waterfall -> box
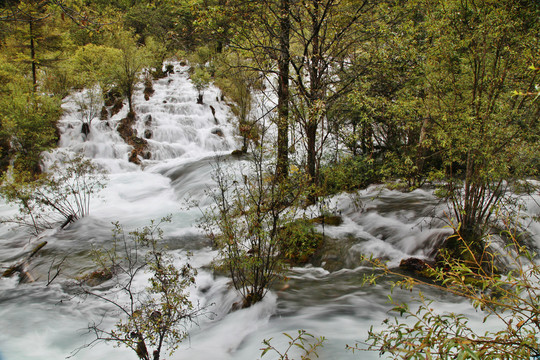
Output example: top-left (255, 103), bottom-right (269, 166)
top-left (0, 62), bottom-right (538, 360)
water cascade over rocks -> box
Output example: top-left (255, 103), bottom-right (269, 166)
top-left (0, 62), bottom-right (538, 360)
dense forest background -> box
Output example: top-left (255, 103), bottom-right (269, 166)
top-left (1, 0), bottom-right (538, 187)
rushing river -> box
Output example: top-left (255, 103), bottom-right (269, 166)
top-left (0, 63), bottom-right (538, 360)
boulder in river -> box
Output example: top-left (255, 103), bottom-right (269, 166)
top-left (399, 257), bottom-right (433, 273)
top-left (79, 267), bottom-right (114, 287)
top-left (311, 215), bottom-right (343, 226)
top-left (211, 128), bottom-right (224, 137)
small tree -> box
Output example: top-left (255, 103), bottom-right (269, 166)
top-left (0, 152), bottom-right (106, 234)
top-left (75, 218), bottom-right (204, 360)
top-left (419, 0), bottom-right (539, 253)
top-left (191, 66), bottom-right (211, 104)
top-left (0, 86), bottom-right (61, 175)
top-left (74, 88), bottom-right (103, 138)
top-left (108, 29), bottom-right (150, 114)
top-left (214, 54), bottom-right (262, 152)
top-left (202, 137), bottom-right (310, 308)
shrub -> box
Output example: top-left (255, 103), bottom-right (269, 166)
top-left (355, 222), bottom-right (540, 359)
top-left (202, 150), bottom-right (310, 308)
top-left (75, 218), bottom-right (205, 360)
top-left (261, 330), bottom-right (326, 360)
top-left (319, 155), bottom-right (379, 195)
top-left (0, 152), bottom-right (106, 234)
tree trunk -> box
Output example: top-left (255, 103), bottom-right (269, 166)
top-left (29, 21), bottom-right (37, 90)
top-left (276, 0), bottom-right (291, 179)
top-left (305, 0), bottom-right (322, 187)
top-left (414, 116), bottom-right (430, 186)
top-left (306, 120), bottom-right (317, 184)
top-left (127, 86), bottom-right (134, 114)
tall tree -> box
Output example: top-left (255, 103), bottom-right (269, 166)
top-left (224, 0), bottom-right (292, 176)
top-left (276, 0), bottom-right (291, 178)
top-left (107, 29), bottom-right (149, 114)
top-left (420, 0), bottom-right (540, 246)
top-left (288, 0), bottom-right (374, 187)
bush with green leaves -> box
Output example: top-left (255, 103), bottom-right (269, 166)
top-left (202, 147), bottom-right (311, 308)
top-left (355, 222), bottom-right (540, 359)
top-left (261, 330), bottom-right (326, 360)
top-left (0, 152), bottom-right (107, 234)
top-left (76, 218), bottom-right (204, 360)
top-left (0, 86), bottom-right (61, 175)
top-left (319, 155), bottom-right (379, 195)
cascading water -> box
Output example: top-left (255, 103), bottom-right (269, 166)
top-left (0, 62), bottom-right (538, 360)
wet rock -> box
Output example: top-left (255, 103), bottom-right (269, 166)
top-left (210, 105), bottom-right (218, 124)
top-left (80, 267), bottom-right (114, 287)
top-left (231, 149), bottom-right (244, 156)
top-left (144, 129), bottom-right (153, 139)
top-left (117, 113), bottom-right (149, 165)
top-left (104, 88), bottom-right (120, 107)
top-left (100, 106), bottom-right (108, 120)
top-left (104, 88), bottom-right (123, 116)
top-left (211, 128), bottom-right (224, 137)
top-left (129, 150), bottom-right (141, 165)
top-left (399, 257), bottom-right (432, 273)
top-left (144, 114), bottom-right (152, 126)
top-left (117, 116), bottom-right (135, 139)
top-left (152, 68), bottom-right (167, 79)
top-left (111, 98), bottom-right (124, 116)
top-left (311, 215), bottom-right (343, 226)
top-left (81, 122), bottom-right (90, 138)
top-left (143, 84), bottom-right (154, 101)
top-left (165, 64), bottom-right (175, 74)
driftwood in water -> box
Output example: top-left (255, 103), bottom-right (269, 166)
top-left (2, 241), bottom-right (47, 284)
top-left (61, 214), bottom-right (75, 229)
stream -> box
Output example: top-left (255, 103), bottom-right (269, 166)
top-left (0, 63), bottom-right (538, 360)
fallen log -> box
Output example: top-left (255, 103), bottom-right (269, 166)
top-left (2, 241), bottom-right (47, 284)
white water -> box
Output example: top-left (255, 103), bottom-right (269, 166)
top-left (0, 63), bottom-right (539, 360)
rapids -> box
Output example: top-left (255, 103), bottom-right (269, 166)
top-left (0, 63), bottom-right (538, 360)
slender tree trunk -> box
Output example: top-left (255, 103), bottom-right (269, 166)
top-left (414, 116), bottom-right (430, 185)
top-left (276, 0), bottom-right (291, 179)
top-left (306, 0), bottom-right (322, 186)
top-left (306, 120), bottom-right (317, 183)
top-left (29, 21), bottom-right (37, 90)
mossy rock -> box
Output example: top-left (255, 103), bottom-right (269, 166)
top-left (434, 232), bottom-right (494, 274)
top-left (117, 114), bottom-right (149, 165)
top-left (311, 215), bottom-right (343, 226)
top-left (143, 85), bottom-right (154, 101)
top-left (280, 220), bottom-right (325, 266)
top-left (152, 68), bottom-right (167, 79)
top-left (79, 267), bottom-right (114, 287)
top-left (231, 149), bottom-right (244, 157)
top-left (100, 106), bottom-right (109, 120)
top-left (111, 98), bottom-right (124, 116)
